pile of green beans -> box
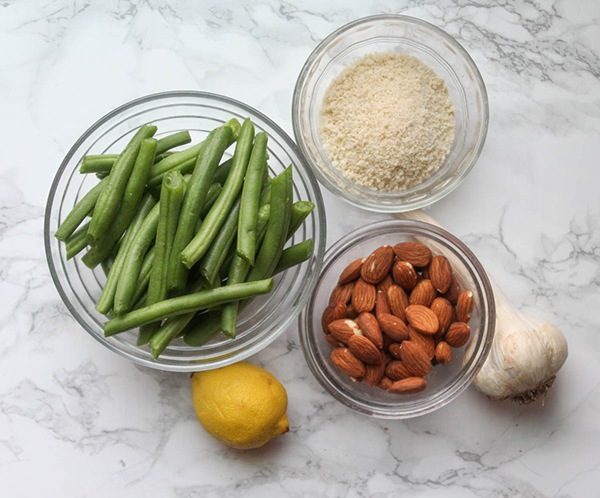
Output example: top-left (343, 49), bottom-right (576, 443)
top-left (55, 120), bottom-right (315, 358)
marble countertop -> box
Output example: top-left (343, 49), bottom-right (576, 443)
top-left (1, 1), bottom-right (599, 496)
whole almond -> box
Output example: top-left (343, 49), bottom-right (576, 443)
top-left (456, 290), bottom-right (474, 323)
top-left (329, 282), bottom-right (354, 305)
top-left (405, 305), bottom-right (439, 335)
top-left (356, 312), bottom-right (383, 349)
top-left (409, 279), bottom-right (437, 307)
top-left (324, 334), bottom-right (341, 348)
top-left (445, 322), bottom-right (471, 348)
top-left (331, 348), bottom-right (365, 378)
top-left (361, 245), bottom-right (394, 284)
top-left (435, 341), bottom-right (453, 364)
top-left (408, 325), bottom-right (435, 360)
top-left (364, 351), bottom-right (386, 386)
top-left (338, 257), bottom-right (366, 285)
top-left (377, 376), bottom-right (393, 390)
top-left (392, 261), bottom-right (418, 291)
top-left (393, 242), bottom-right (432, 267)
top-left (378, 313), bottom-right (409, 342)
top-left (387, 285), bottom-right (409, 322)
top-left (346, 304), bottom-right (359, 319)
top-left (376, 274), bottom-right (393, 294)
top-left (421, 264), bottom-right (430, 279)
top-left (388, 342), bottom-right (402, 360)
top-left (348, 334), bottom-right (381, 364)
top-left (321, 302), bottom-right (347, 333)
top-left (328, 319), bottom-right (362, 343)
top-left (443, 275), bottom-right (461, 304)
top-left (352, 278), bottom-right (376, 314)
top-left (430, 297), bottom-right (455, 336)
top-left (375, 290), bottom-right (391, 318)
top-left (385, 360), bottom-right (412, 380)
top-left (387, 377), bottom-right (427, 395)
top-left (429, 255), bottom-right (453, 293)
top-left (399, 341), bottom-right (432, 377)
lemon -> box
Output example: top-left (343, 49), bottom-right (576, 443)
top-left (191, 362), bottom-right (289, 449)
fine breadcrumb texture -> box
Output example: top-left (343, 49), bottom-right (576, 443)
top-left (319, 52), bottom-right (455, 192)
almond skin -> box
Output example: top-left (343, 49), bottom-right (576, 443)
top-left (405, 305), bottom-right (439, 335)
top-left (324, 334), bottom-right (341, 348)
top-left (393, 242), bottom-right (432, 267)
top-left (376, 274), bottom-right (394, 294)
top-left (392, 261), bottom-right (418, 291)
top-left (382, 333), bottom-right (394, 351)
top-left (345, 304), bottom-right (359, 319)
top-left (361, 245), bottom-right (395, 285)
top-left (352, 278), bottom-right (377, 314)
top-left (331, 348), bottom-right (366, 378)
top-left (321, 302), bottom-right (347, 333)
top-left (338, 257), bottom-right (366, 285)
top-left (388, 342), bottom-right (402, 360)
top-left (328, 319), bottom-right (362, 344)
top-left (348, 334), bottom-right (382, 364)
top-left (435, 341), bottom-right (453, 364)
top-left (429, 255), bottom-right (453, 293)
top-left (408, 325), bottom-right (435, 360)
top-left (385, 360), bottom-right (412, 380)
top-left (377, 376), bottom-right (393, 390)
top-left (387, 377), bottom-right (427, 395)
top-left (399, 341), bottom-right (432, 377)
top-left (430, 297), bottom-right (455, 336)
top-left (356, 312), bottom-right (383, 349)
top-left (445, 322), bottom-right (471, 348)
top-left (443, 275), bottom-right (461, 305)
top-left (364, 351), bottom-right (386, 386)
top-left (329, 282), bottom-right (354, 305)
top-left (409, 279), bottom-right (437, 307)
top-left (378, 313), bottom-right (409, 342)
top-left (375, 290), bottom-right (391, 318)
top-left (456, 290), bottom-right (474, 323)
top-left (387, 285), bottom-right (409, 322)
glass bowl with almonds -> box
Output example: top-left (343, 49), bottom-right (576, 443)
top-left (298, 219), bottom-right (495, 419)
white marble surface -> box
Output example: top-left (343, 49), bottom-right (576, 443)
top-left (1, 0), bottom-right (599, 496)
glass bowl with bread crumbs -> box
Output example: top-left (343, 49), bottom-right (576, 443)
top-left (293, 15), bottom-right (489, 213)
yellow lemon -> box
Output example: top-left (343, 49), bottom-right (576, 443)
top-left (191, 362), bottom-right (289, 449)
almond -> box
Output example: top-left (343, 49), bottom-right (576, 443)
top-left (352, 278), bottom-right (376, 313)
top-left (378, 313), bottom-right (409, 342)
top-left (324, 334), bottom-right (341, 348)
top-left (387, 377), bottom-right (427, 395)
top-left (408, 325), bottom-right (435, 360)
top-left (376, 274), bottom-right (393, 294)
top-left (435, 341), bottom-right (452, 364)
top-left (356, 312), bottom-right (383, 349)
top-left (443, 274), bottom-right (461, 305)
top-left (338, 257), bottom-right (365, 285)
top-left (382, 333), bottom-right (394, 351)
top-left (399, 341), bottom-right (432, 377)
top-left (409, 279), bottom-right (437, 307)
top-left (421, 264), bottom-right (430, 279)
top-left (364, 351), bottom-right (386, 386)
top-left (393, 242), bottom-right (432, 267)
top-left (384, 353), bottom-right (392, 365)
top-left (345, 304), bottom-right (359, 319)
top-left (375, 290), bottom-right (391, 318)
top-left (388, 342), bottom-right (402, 360)
top-left (321, 302), bottom-right (347, 333)
top-left (377, 376), bottom-right (393, 390)
top-left (445, 322), bottom-right (471, 348)
top-left (331, 348), bottom-right (366, 378)
top-left (361, 245), bottom-right (394, 284)
top-left (429, 255), bottom-right (453, 293)
top-left (328, 319), bottom-right (363, 344)
top-left (392, 261), bottom-right (418, 291)
top-left (456, 290), bottom-right (474, 323)
top-left (329, 282), bottom-right (354, 305)
top-left (430, 297), bottom-right (455, 336)
top-left (385, 360), bottom-right (412, 380)
top-left (348, 334), bottom-right (381, 364)
top-left (387, 285), bottom-right (409, 322)
top-left (405, 305), bottom-right (439, 335)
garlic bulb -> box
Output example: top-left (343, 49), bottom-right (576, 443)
top-left (394, 210), bottom-right (568, 403)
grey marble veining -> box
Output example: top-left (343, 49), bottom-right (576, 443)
top-left (1, 0), bottom-right (599, 496)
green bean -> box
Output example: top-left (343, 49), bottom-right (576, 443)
top-left (100, 254), bottom-right (115, 278)
top-left (153, 150), bottom-right (175, 163)
top-left (213, 158), bottom-right (233, 185)
top-left (237, 132), bottom-right (268, 266)
top-left (273, 239), bottom-right (313, 275)
top-left (180, 118), bottom-right (255, 269)
top-left (82, 138), bottom-right (157, 268)
top-left (80, 155), bottom-right (118, 174)
top-left (95, 194), bottom-right (156, 315)
top-left (287, 201), bottom-right (315, 240)
top-left (130, 246), bottom-right (155, 307)
top-left (138, 171), bottom-right (185, 345)
top-left (167, 125), bottom-right (233, 291)
top-left (65, 221), bottom-right (90, 260)
top-left (88, 124), bottom-right (157, 243)
top-left (199, 183), bottom-right (222, 219)
top-left (104, 279), bottom-right (274, 336)
top-left (182, 311), bottom-right (224, 347)
top-left (54, 177), bottom-right (108, 241)
top-left (155, 131), bottom-right (191, 156)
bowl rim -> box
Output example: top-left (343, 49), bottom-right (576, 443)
top-left (298, 219), bottom-right (496, 419)
top-left (292, 13), bottom-right (490, 213)
top-left (45, 90), bottom-right (327, 371)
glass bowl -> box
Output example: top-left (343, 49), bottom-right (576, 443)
top-left (292, 15), bottom-right (489, 213)
top-left (298, 220), bottom-right (495, 419)
top-left (45, 91), bottom-right (326, 372)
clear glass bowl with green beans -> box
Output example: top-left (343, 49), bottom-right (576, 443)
top-left (45, 91), bottom-right (326, 372)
